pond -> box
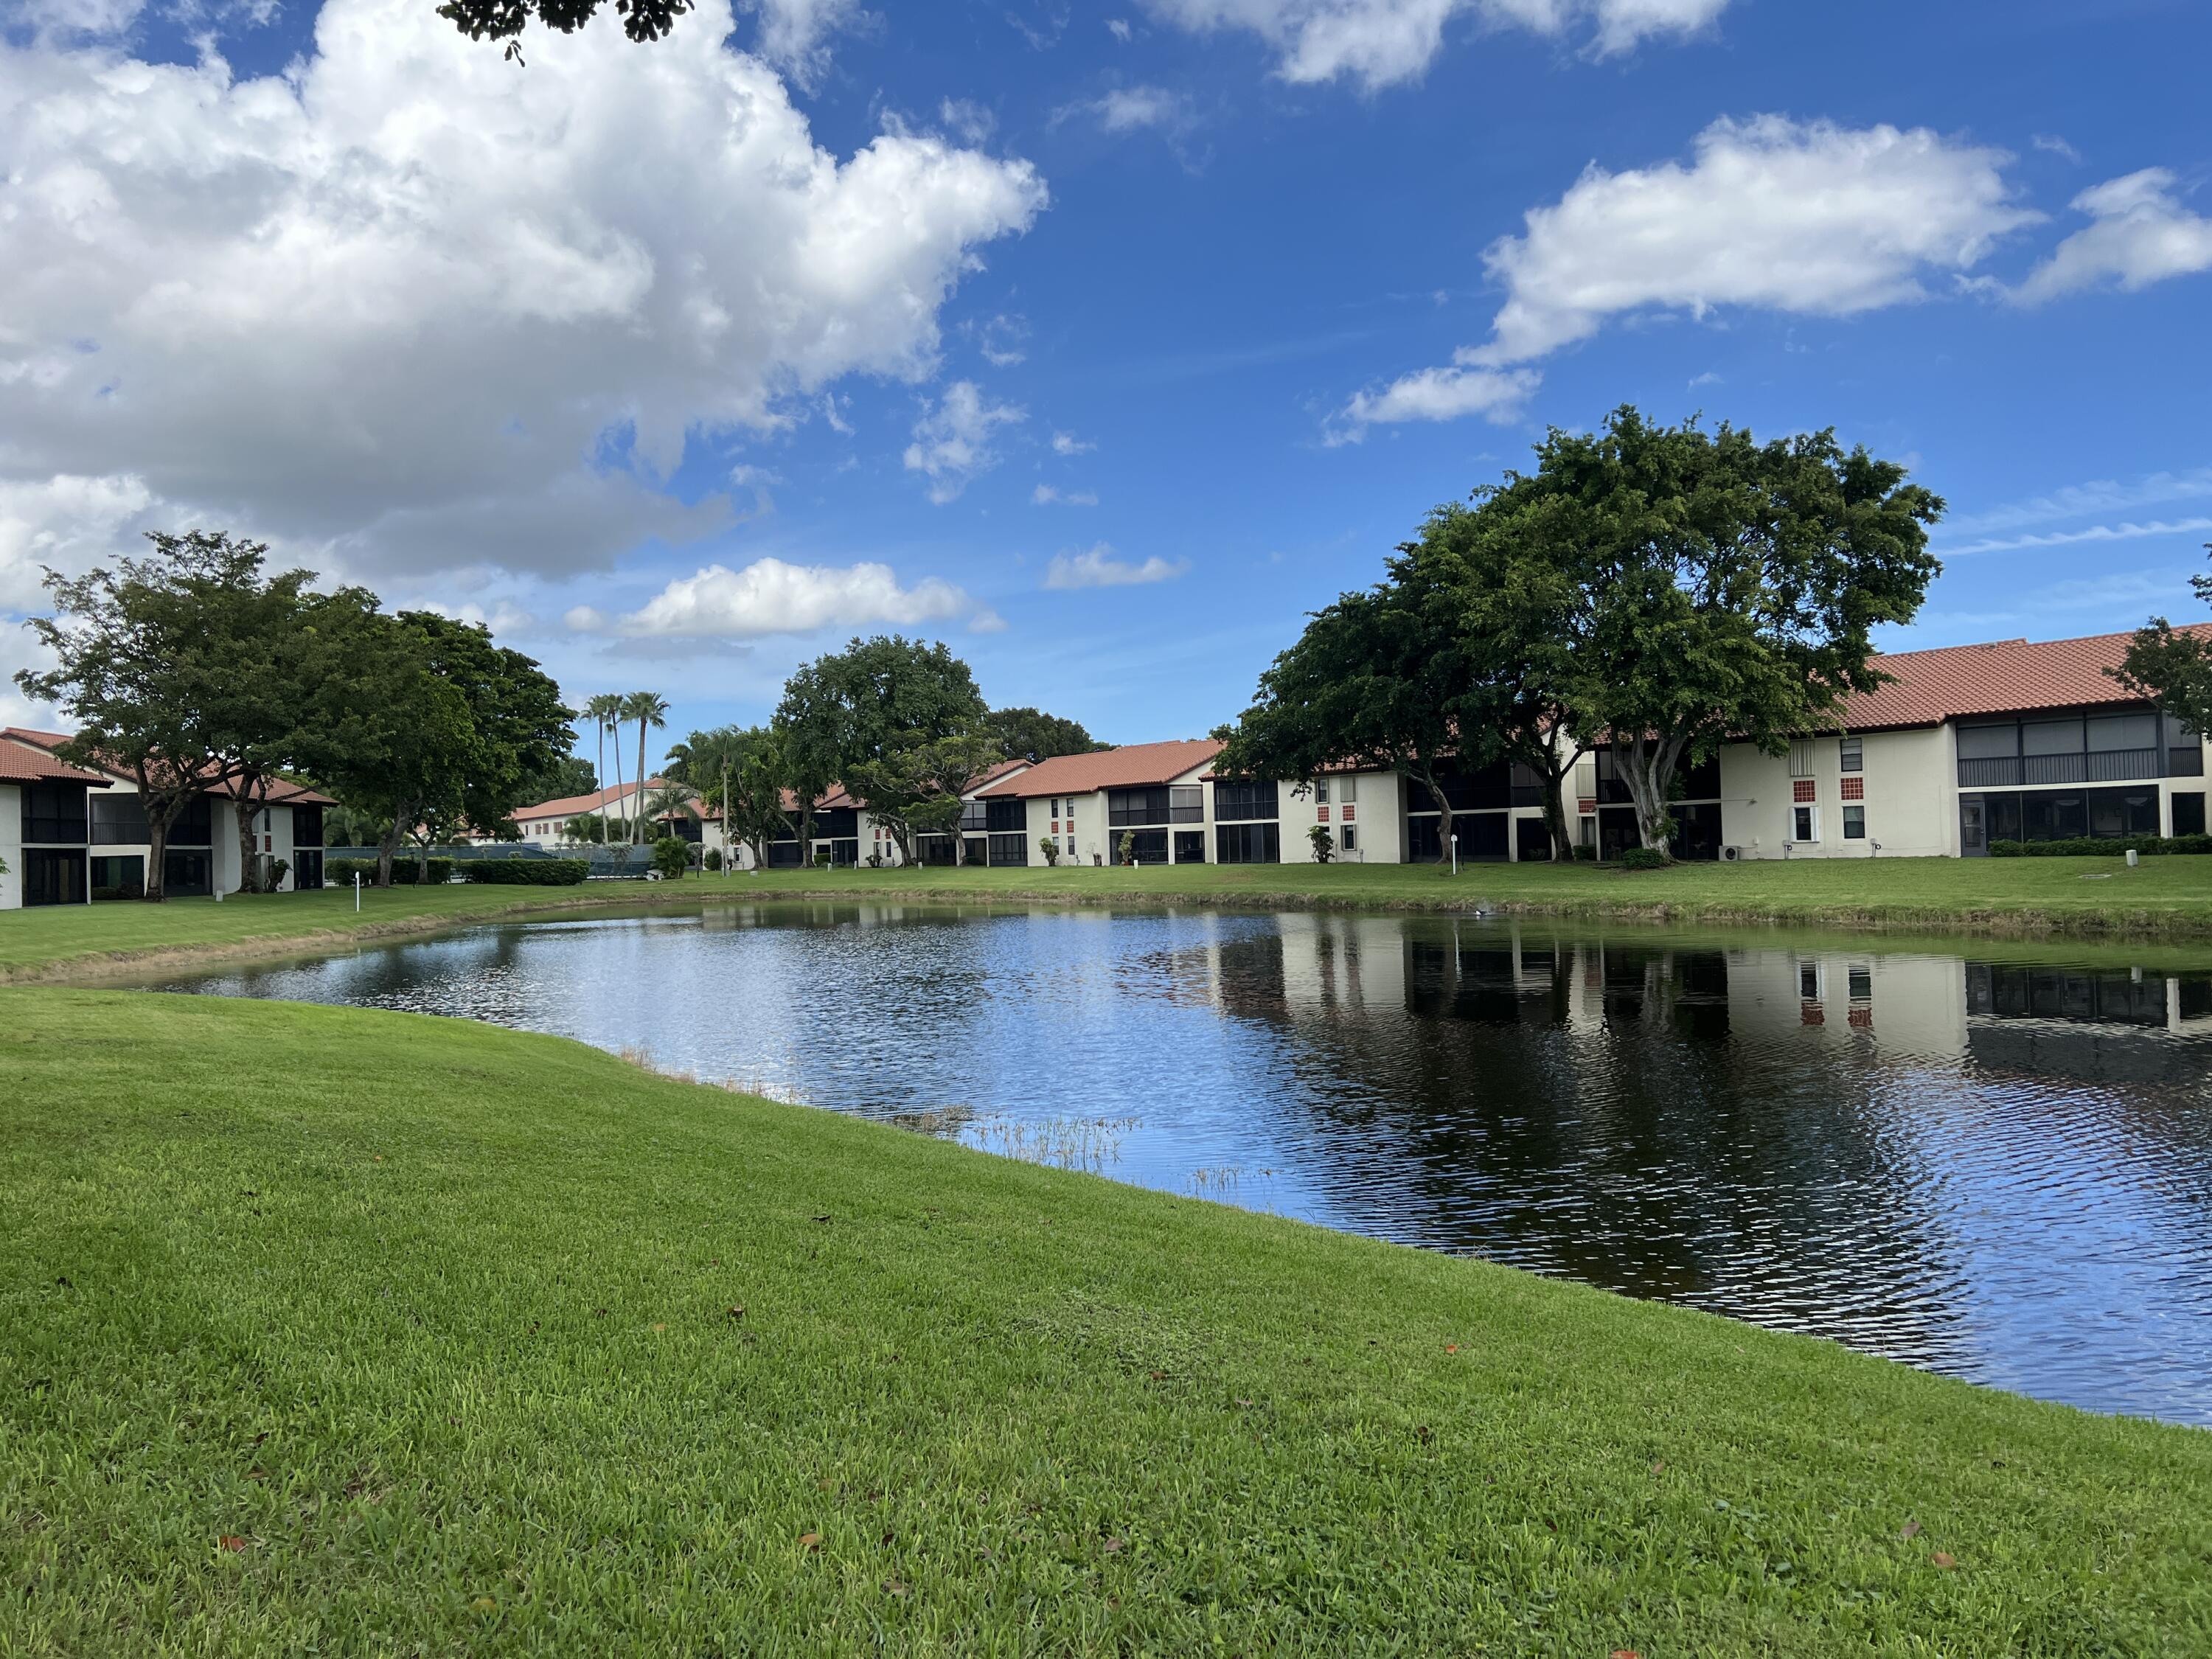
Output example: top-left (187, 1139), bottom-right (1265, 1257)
top-left (153, 902), bottom-right (2212, 1427)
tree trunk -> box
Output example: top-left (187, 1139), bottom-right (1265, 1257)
top-left (145, 815), bottom-right (170, 902)
top-left (1412, 768), bottom-right (1455, 863)
top-left (634, 723), bottom-right (649, 846)
top-left (375, 808), bottom-right (411, 888)
top-left (609, 728), bottom-right (626, 853)
top-left (233, 782), bottom-right (272, 895)
top-left (1613, 734), bottom-right (1688, 852)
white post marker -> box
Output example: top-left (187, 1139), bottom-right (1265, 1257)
top-left (1451, 834), bottom-right (1459, 877)
top-left (355, 871), bottom-right (362, 912)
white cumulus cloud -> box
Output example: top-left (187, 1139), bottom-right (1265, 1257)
top-left (1144, 0), bottom-right (1731, 90)
top-left (593, 557), bottom-right (990, 639)
top-left (1032, 484), bottom-right (1099, 505)
top-left (0, 0), bottom-right (1046, 594)
top-left (0, 473), bottom-right (156, 610)
top-left (1043, 543), bottom-right (1187, 588)
top-left (1339, 116), bottom-right (2038, 432)
top-left (903, 380), bottom-right (1026, 502)
top-left (2014, 169), bottom-right (2212, 304)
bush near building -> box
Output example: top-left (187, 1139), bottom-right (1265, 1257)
top-left (459, 858), bottom-right (591, 886)
top-left (1992, 835), bottom-right (2212, 858)
top-left (328, 858), bottom-right (453, 886)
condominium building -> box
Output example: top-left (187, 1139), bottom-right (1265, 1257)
top-left (0, 728), bottom-right (333, 908)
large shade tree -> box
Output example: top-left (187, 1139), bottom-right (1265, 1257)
top-left (313, 612), bottom-right (575, 886)
top-left (775, 636), bottom-right (992, 860)
top-left (1214, 574), bottom-right (1473, 862)
top-left (1501, 409), bottom-right (1944, 852)
top-left (987, 707), bottom-right (1107, 762)
top-left (16, 531), bottom-right (334, 900)
top-left (2112, 545), bottom-right (2212, 734)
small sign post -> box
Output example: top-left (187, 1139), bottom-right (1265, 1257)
top-left (355, 872), bottom-right (361, 913)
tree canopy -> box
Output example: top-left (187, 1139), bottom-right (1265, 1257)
top-left (313, 612), bottom-right (574, 886)
top-left (987, 706), bottom-right (1108, 762)
top-left (1217, 406), bottom-right (1943, 858)
top-left (437, 0), bottom-right (691, 60)
top-left (2113, 546), bottom-right (2212, 735)
top-left (1495, 408), bottom-right (1943, 848)
top-left (1214, 570), bottom-right (1473, 860)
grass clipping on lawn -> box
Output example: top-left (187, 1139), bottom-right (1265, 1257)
top-left (3, 988), bottom-right (2209, 1655)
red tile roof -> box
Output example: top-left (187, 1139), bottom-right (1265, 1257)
top-left (515, 779), bottom-right (667, 821)
top-left (1, 728), bottom-right (328, 800)
top-left (1843, 625), bottom-right (2212, 731)
top-left (979, 739), bottom-right (1222, 799)
top-left (0, 737), bottom-right (111, 787)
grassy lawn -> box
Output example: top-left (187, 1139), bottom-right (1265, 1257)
top-left (3, 988), bottom-right (2208, 1655)
top-left (7, 854), bottom-right (2212, 983)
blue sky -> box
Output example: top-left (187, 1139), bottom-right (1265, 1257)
top-left (3, 0), bottom-right (2208, 770)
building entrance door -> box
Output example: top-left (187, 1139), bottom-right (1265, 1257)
top-left (1959, 796), bottom-right (1987, 857)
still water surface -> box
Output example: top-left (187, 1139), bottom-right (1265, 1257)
top-left (159, 903), bottom-right (2212, 1426)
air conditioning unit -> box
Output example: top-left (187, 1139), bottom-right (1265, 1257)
top-left (1722, 845), bottom-right (1744, 861)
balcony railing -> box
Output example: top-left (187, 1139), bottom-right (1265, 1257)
top-left (1958, 748), bottom-right (2166, 787)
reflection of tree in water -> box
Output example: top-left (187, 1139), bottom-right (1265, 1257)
top-left (1210, 917), bottom-right (1972, 1370)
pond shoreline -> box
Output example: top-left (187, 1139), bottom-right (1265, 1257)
top-left (10, 858), bottom-right (2212, 987)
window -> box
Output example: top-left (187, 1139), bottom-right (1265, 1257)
top-left (1792, 804), bottom-right (1818, 841)
top-left (1788, 740), bottom-right (1814, 778)
top-left (1065, 835), bottom-right (1075, 855)
top-left (1338, 776), bottom-right (1357, 804)
top-left (1340, 825), bottom-right (1357, 852)
top-left (1213, 780), bottom-right (1279, 821)
top-left (1107, 787), bottom-right (1174, 827)
top-left (1799, 962), bottom-right (1821, 1001)
top-left (987, 832), bottom-right (1029, 866)
top-left (1314, 780), bottom-right (1329, 804)
top-left (90, 854), bottom-right (145, 900)
top-left (2023, 719), bottom-right (2084, 757)
top-left (1843, 804), bottom-right (1866, 840)
top-left (1169, 785), bottom-right (1203, 824)
top-left (1957, 723), bottom-right (2019, 760)
top-left (91, 793), bottom-right (150, 845)
top-left (169, 794), bottom-right (214, 847)
top-left (1214, 821), bottom-right (1280, 864)
top-left (24, 782), bottom-right (89, 845)
top-left (2175, 793), bottom-right (2208, 837)
top-left (984, 798), bottom-right (1028, 834)
top-left (958, 800), bottom-right (989, 835)
top-left (1840, 737), bottom-right (1863, 773)
top-left (1848, 967), bottom-right (1873, 1001)
top-left (2087, 713), bottom-right (2158, 753)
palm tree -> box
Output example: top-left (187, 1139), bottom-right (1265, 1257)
top-left (583, 693), bottom-right (623, 844)
top-left (625, 691), bottom-right (671, 846)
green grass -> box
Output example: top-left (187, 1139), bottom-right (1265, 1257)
top-left (4, 989), bottom-right (2209, 1654)
top-left (7, 852), bottom-right (2212, 984)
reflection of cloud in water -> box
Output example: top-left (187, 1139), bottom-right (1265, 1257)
top-left (160, 904), bottom-right (2212, 1427)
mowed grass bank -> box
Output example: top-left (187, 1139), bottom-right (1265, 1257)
top-left (9, 852), bottom-right (2212, 984)
top-left (4, 991), bottom-right (2209, 1654)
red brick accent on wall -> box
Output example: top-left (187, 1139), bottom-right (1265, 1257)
top-left (1793, 779), bottom-right (1817, 803)
top-left (1841, 777), bottom-right (1865, 801)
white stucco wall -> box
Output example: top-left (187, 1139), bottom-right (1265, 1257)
top-left (1719, 727), bottom-right (1955, 860)
top-left (0, 783), bottom-right (21, 910)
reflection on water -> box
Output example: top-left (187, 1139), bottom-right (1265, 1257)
top-left (159, 904), bottom-right (2212, 1426)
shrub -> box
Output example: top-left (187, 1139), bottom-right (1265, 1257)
top-left (1615, 846), bottom-right (1671, 872)
top-left (328, 857), bottom-right (453, 886)
top-left (703, 848), bottom-right (723, 872)
top-left (813, 849), bottom-right (832, 869)
top-left (1117, 831), bottom-right (1135, 866)
top-left (1989, 835), bottom-right (2212, 858)
top-left (1309, 824), bottom-right (1335, 864)
top-left (1038, 835), bottom-right (1060, 867)
top-left (1572, 844), bottom-right (1598, 862)
top-left (459, 858), bottom-right (590, 886)
top-left (652, 837), bottom-right (690, 880)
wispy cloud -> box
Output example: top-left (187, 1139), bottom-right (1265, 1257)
top-left (1943, 517), bottom-right (2212, 557)
top-left (1043, 543), bottom-right (1187, 589)
top-left (1033, 483), bottom-right (1099, 506)
top-left (1945, 467), bottom-right (2212, 536)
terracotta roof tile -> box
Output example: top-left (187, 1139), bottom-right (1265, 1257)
top-left (515, 779), bottom-right (667, 821)
top-left (979, 739), bottom-right (1222, 799)
top-left (0, 737), bottom-right (111, 787)
top-left (1844, 625), bottom-right (2212, 730)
